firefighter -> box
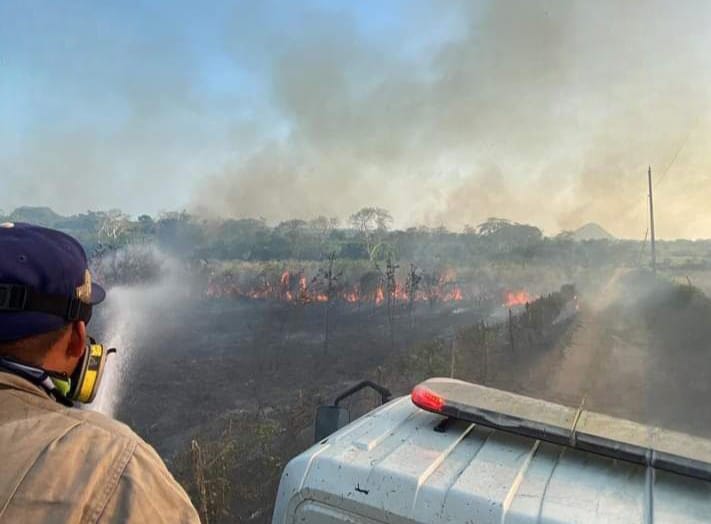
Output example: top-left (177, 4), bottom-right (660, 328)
top-left (0, 223), bottom-right (200, 523)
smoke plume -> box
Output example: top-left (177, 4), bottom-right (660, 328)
top-left (195, 1), bottom-right (711, 238)
top-left (2, 1), bottom-right (710, 238)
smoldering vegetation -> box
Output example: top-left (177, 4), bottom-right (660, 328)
top-left (611, 271), bottom-right (711, 434)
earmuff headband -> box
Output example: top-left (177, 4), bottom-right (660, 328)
top-left (0, 283), bottom-right (93, 322)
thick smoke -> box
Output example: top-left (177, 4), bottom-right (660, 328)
top-left (3, 1), bottom-right (710, 238)
top-left (195, 1), bottom-right (711, 238)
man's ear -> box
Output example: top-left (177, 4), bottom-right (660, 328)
top-left (67, 321), bottom-right (87, 358)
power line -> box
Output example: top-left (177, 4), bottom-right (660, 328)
top-left (655, 117), bottom-right (698, 187)
top-left (624, 118), bottom-right (698, 217)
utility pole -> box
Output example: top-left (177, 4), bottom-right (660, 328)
top-left (648, 166), bottom-right (657, 275)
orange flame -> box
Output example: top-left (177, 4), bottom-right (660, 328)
top-left (206, 268), bottom-right (472, 305)
top-left (504, 290), bottom-right (531, 307)
top-left (450, 287), bottom-right (463, 302)
top-left (344, 288), bottom-right (360, 303)
top-left (375, 287), bottom-right (385, 305)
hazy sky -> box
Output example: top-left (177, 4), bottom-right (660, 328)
top-left (2, 1), bottom-right (710, 238)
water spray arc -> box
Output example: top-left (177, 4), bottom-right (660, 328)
top-left (90, 250), bottom-right (191, 417)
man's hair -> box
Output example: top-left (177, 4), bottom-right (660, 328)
top-left (0, 324), bottom-right (71, 362)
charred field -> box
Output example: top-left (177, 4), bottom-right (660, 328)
top-left (90, 257), bottom-right (585, 523)
top-left (90, 260), bottom-right (711, 523)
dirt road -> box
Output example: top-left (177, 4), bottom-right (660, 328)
top-left (523, 268), bottom-right (655, 423)
top-left (522, 268), bottom-right (711, 438)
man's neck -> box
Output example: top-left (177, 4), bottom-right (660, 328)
top-left (1, 347), bottom-right (72, 377)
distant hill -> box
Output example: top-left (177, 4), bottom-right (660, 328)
top-left (572, 223), bottom-right (615, 241)
top-left (7, 206), bottom-right (64, 227)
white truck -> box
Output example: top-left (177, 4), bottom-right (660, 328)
top-left (272, 378), bottom-right (711, 523)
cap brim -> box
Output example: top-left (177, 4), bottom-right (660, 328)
top-left (90, 283), bottom-right (106, 305)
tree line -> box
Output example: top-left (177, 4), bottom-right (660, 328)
top-left (3, 205), bottom-right (708, 270)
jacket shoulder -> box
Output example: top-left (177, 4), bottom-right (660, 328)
top-left (67, 405), bottom-right (142, 442)
top-left (3, 380), bottom-right (141, 443)
top-left (99, 439), bottom-right (201, 523)
top-left (0, 385), bottom-right (196, 523)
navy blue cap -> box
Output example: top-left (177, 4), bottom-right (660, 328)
top-left (0, 222), bottom-right (105, 342)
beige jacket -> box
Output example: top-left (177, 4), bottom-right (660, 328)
top-left (0, 371), bottom-right (201, 523)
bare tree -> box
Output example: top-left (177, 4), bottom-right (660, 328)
top-left (422, 269), bottom-right (441, 309)
top-left (375, 254), bottom-right (399, 351)
top-left (349, 207), bottom-right (393, 257)
top-left (405, 264), bottom-right (422, 329)
top-left (315, 252), bottom-right (341, 354)
top-left (98, 210), bottom-right (131, 244)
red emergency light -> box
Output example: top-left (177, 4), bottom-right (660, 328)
top-left (411, 384), bottom-right (444, 412)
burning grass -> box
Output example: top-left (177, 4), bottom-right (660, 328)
top-left (204, 261), bottom-right (466, 306)
top-left (199, 260), bottom-right (570, 311)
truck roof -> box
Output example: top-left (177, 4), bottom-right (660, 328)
top-left (273, 384), bottom-right (711, 523)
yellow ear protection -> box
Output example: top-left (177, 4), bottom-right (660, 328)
top-left (49, 337), bottom-right (116, 404)
top-left (70, 337), bottom-right (116, 403)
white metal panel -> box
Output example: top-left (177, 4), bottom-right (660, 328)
top-left (443, 429), bottom-right (542, 523)
top-left (652, 470), bottom-right (711, 524)
top-left (535, 448), bottom-right (646, 523)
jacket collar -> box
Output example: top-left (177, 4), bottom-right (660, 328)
top-left (0, 369), bottom-right (54, 400)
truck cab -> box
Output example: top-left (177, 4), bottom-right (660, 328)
top-left (273, 378), bottom-right (711, 523)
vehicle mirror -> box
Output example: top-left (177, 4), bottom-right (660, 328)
top-left (314, 405), bottom-right (350, 442)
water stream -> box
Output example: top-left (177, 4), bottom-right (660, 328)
top-left (88, 254), bottom-right (188, 418)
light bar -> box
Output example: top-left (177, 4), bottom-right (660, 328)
top-left (411, 378), bottom-right (711, 482)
